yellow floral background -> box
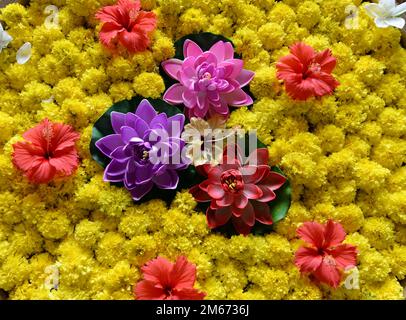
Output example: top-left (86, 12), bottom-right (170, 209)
top-left (0, 0), bottom-right (405, 300)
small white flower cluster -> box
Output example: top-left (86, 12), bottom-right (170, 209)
top-left (0, 21), bottom-right (31, 64)
top-left (365, 0), bottom-right (406, 29)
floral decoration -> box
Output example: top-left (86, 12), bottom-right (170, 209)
top-left (12, 119), bottom-right (80, 184)
top-left (95, 0), bottom-right (157, 54)
top-left (162, 39), bottom-right (254, 119)
top-left (190, 145), bottom-right (288, 235)
top-left (294, 220), bottom-right (358, 288)
top-left (134, 256), bottom-right (206, 300)
top-left (95, 99), bottom-right (188, 201)
top-left (364, 0), bottom-right (406, 29)
top-left (276, 42), bottom-right (340, 101)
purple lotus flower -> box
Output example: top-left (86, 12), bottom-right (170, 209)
top-left (162, 40), bottom-right (255, 119)
top-left (96, 99), bottom-right (188, 201)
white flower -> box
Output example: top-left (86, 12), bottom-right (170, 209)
top-left (0, 23), bottom-right (13, 53)
top-left (16, 42), bottom-right (32, 64)
top-left (365, 0), bottom-right (406, 29)
top-left (181, 116), bottom-right (229, 166)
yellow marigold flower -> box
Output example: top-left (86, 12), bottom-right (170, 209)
top-left (297, 1), bottom-right (320, 30)
top-left (58, 7), bottom-right (86, 35)
top-left (372, 137), bottom-right (406, 170)
top-left (207, 14), bottom-right (233, 37)
top-left (248, 265), bottom-right (290, 299)
top-left (359, 122), bottom-right (382, 145)
top-left (20, 81), bottom-right (52, 112)
top-left (0, 255), bottom-right (29, 292)
top-left (96, 232), bottom-right (127, 267)
top-left (32, 26), bottom-right (64, 56)
top-left (37, 210), bottom-right (72, 240)
top-left (354, 56), bottom-right (385, 87)
top-left (38, 54), bottom-right (70, 86)
top-left (378, 108), bottom-right (406, 138)
top-left (178, 8), bottom-right (209, 37)
top-left (74, 219), bottom-right (104, 249)
top-left (362, 277), bottom-right (404, 300)
top-left (133, 72), bottom-right (165, 99)
top-left (359, 249), bottom-right (391, 283)
top-left (109, 82), bottom-right (134, 102)
top-left (268, 3), bottom-right (296, 29)
top-left (361, 217), bottom-right (395, 250)
top-left (376, 74), bottom-right (405, 105)
top-left (0, 3), bottom-right (28, 26)
top-left (354, 159), bottom-right (390, 192)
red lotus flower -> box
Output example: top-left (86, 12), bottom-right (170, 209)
top-left (134, 256), bottom-right (206, 300)
top-left (12, 119), bottom-right (80, 184)
top-left (276, 42), bottom-right (340, 101)
top-left (95, 0), bottom-right (157, 54)
top-left (190, 146), bottom-right (287, 235)
top-left (294, 220), bottom-right (358, 288)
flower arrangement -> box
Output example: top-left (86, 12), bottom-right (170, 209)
top-left (0, 0), bottom-right (405, 301)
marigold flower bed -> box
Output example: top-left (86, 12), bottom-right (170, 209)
top-left (0, 0), bottom-right (405, 300)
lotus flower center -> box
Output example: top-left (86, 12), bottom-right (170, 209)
top-left (133, 143), bottom-right (150, 163)
top-left (220, 169), bottom-right (244, 193)
top-left (203, 72), bottom-right (212, 80)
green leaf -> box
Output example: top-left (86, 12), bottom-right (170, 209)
top-left (269, 166), bottom-right (292, 224)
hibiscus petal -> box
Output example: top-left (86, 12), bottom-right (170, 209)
top-left (170, 256), bottom-right (197, 288)
top-left (313, 260), bottom-right (342, 288)
top-left (12, 142), bottom-right (44, 172)
top-left (289, 42), bottom-right (315, 66)
top-left (118, 29), bottom-right (149, 53)
top-left (99, 22), bottom-right (123, 48)
top-left (327, 244), bottom-right (358, 269)
top-left (172, 288), bottom-right (206, 300)
top-left (323, 220), bottom-right (347, 248)
top-left (134, 280), bottom-right (166, 300)
top-left (297, 221), bottom-right (325, 248)
top-left (28, 160), bottom-right (56, 184)
top-left (141, 256), bottom-right (174, 285)
top-left (294, 247), bottom-right (323, 273)
top-left (49, 153), bottom-right (79, 176)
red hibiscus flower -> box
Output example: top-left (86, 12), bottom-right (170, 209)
top-left (95, 0), bottom-right (157, 54)
top-left (294, 220), bottom-right (358, 288)
top-left (276, 42), bottom-right (340, 101)
top-left (134, 256), bottom-right (206, 300)
top-left (12, 119), bottom-right (80, 184)
top-left (190, 146), bottom-right (287, 235)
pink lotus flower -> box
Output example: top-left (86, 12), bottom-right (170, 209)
top-left (162, 40), bottom-right (254, 119)
top-left (294, 220), bottom-right (358, 288)
top-left (190, 146), bottom-right (286, 235)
